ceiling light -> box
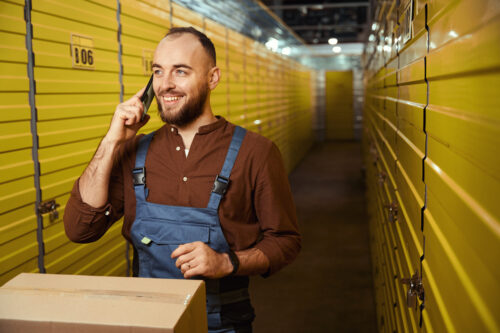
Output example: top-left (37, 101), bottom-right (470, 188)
top-left (371, 23), bottom-right (378, 31)
top-left (328, 38), bottom-right (338, 45)
top-left (368, 34), bottom-right (376, 42)
top-left (281, 47), bottom-right (291, 55)
top-left (265, 38), bottom-right (279, 52)
top-left (332, 46), bottom-right (341, 53)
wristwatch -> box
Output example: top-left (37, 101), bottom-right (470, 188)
top-left (227, 250), bottom-right (239, 276)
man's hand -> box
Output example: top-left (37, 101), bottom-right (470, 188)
top-left (171, 242), bottom-right (234, 279)
top-left (105, 88), bottom-right (150, 145)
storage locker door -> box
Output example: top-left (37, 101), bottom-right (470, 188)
top-left (226, 29), bottom-right (246, 127)
top-left (0, 0), bottom-right (39, 285)
top-left (423, 0), bottom-right (500, 331)
top-left (31, 0), bottom-right (126, 276)
top-left (171, 2), bottom-right (203, 32)
top-left (120, 0), bottom-right (170, 135)
top-left (325, 71), bottom-right (354, 140)
top-left (204, 18), bottom-right (229, 119)
top-left (244, 37), bottom-right (260, 135)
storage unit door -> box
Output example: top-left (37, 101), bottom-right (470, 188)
top-left (31, 0), bottom-right (126, 276)
top-left (325, 71), bottom-right (354, 140)
top-left (0, 0), bottom-right (39, 286)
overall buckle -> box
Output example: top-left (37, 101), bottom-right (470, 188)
top-left (132, 167), bottom-right (146, 186)
top-left (212, 175), bottom-right (230, 195)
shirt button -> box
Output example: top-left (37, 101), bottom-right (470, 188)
top-left (176, 146), bottom-right (181, 151)
top-left (104, 210), bottom-right (110, 216)
top-left (170, 127), bottom-right (175, 132)
top-left (183, 176), bottom-right (188, 182)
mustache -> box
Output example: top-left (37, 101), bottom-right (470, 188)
top-left (156, 89), bottom-right (184, 96)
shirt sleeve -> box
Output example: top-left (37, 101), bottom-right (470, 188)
top-left (253, 142), bottom-right (302, 276)
top-left (63, 158), bottom-right (125, 243)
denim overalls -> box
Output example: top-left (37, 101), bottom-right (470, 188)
top-left (130, 126), bottom-right (254, 332)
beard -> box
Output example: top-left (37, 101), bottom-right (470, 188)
top-left (157, 84), bottom-right (209, 127)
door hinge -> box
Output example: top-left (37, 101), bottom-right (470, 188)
top-left (38, 199), bottom-right (60, 222)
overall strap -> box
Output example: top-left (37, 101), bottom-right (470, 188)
top-left (207, 126), bottom-right (247, 210)
top-left (133, 132), bottom-right (155, 202)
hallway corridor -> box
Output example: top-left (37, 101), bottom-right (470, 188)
top-left (250, 141), bottom-right (378, 332)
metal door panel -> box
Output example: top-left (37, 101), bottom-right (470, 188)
top-left (424, 197), bottom-right (499, 332)
top-left (171, 2), bottom-right (203, 30)
top-left (0, 207), bottom-right (37, 245)
top-left (426, 75), bottom-right (500, 182)
top-left (421, 258), bottom-right (455, 333)
top-left (0, 0), bottom-right (39, 284)
top-left (0, 62), bottom-right (29, 92)
top-left (398, 23), bottom-right (427, 85)
top-left (425, 144), bottom-right (500, 332)
top-left (0, 177), bottom-right (36, 214)
top-left (34, 67), bottom-right (119, 94)
top-left (53, 227), bottom-right (123, 275)
top-left (397, 83), bottom-right (426, 132)
top-left (33, 0), bottom-right (116, 30)
top-left (44, 223), bottom-right (122, 273)
top-left (428, 0), bottom-right (498, 51)
top-left (36, 94), bottom-right (118, 120)
top-left (428, 11), bottom-right (500, 78)
top-left (395, 160), bottom-right (424, 241)
top-left (393, 192), bottom-right (423, 281)
top-left (37, 115), bottom-right (110, 147)
top-left (0, 231), bottom-right (38, 279)
top-left (0, 92), bottom-right (30, 123)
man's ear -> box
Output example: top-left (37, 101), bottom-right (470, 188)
top-left (208, 67), bottom-right (220, 90)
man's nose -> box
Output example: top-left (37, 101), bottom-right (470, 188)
top-left (158, 73), bottom-right (175, 91)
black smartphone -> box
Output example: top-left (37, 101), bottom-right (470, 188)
top-left (140, 74), bottom-right (154, 121)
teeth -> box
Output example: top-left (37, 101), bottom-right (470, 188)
top-left (164, 96), bottom-right (181, 102)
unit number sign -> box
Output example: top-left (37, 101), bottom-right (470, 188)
top-left (71, 34), bottom-right (95, 70)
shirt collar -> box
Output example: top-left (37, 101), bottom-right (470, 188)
top-left (165, 116), bottom-right (226, 135)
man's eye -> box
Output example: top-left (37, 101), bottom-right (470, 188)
top-left (176, 69), bottom-right (186, 75)
top-left (153, 69), bottom-right (162, 75)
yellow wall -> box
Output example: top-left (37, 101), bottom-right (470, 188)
top-left (363, 0), bottom-right (500, 332)
top-left (0, 0), bottom-right (315, 285)
top-left (325, 70), bottom-right (354, 140)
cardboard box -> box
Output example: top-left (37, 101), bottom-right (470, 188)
top-left (0, 273), bottom-right (207, 332)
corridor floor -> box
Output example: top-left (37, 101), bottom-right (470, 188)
top-left (249, 141), bottom-right (378, 332)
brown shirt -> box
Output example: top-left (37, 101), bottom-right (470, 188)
top-left (63, 117), bottom-right (301, 276)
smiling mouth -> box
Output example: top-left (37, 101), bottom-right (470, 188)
top-left (163, 96), bottom-right (182, 102)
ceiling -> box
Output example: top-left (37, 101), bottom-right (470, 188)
top-left (260, 0), bottom-right (371, 45)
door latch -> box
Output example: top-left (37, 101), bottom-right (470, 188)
top-left (378, 171), bottom-right (387, 185)
top-left (401, 271), bottom-right (424, 308)
top-left (384, 202), bottom-right (398, 222)
top-left (38, 199), bottom-right (60, 222)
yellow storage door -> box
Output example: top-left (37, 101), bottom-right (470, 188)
top-left (31, 0), bottom-right (126, 276)
top-left (325, 71), bottom-right (354, 140)
top-left (0, 0), bottom-right (39, 285)
top-left (204, 18), bottom-right (229, 119)
top-left (226, 29), bottom-right (246, 127)
top-left (120, 0), bottom-right (170, 135)
top-left (423, 0), bottom-right (500, 331)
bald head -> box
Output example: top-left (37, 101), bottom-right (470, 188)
top-left (164, 27), bottom-right (216, 67)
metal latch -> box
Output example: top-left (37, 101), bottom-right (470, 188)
top-left (38, 199), bottom-right (60, 222)
top-left (401, 271), bottom-right (425, 308)
top-left (384, 202), bottom-right (398, 222)
top-left (378, 171), bottom-right (387, 185)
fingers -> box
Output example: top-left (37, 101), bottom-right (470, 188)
top-left (117, 105), bottom-right (142, 126)
top-left (123, 87), bottom-right (147, 106)
top-left (171, 242), bottom-right (198, 259)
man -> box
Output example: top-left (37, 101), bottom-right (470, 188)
top-left (64, 27), bottom-right (301, 332)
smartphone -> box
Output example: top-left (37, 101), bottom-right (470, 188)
top-left (140, 74), bottom-right (155, 121)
